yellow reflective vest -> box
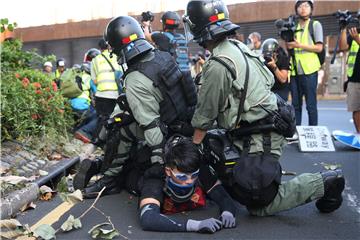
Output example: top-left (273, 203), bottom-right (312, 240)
top-left (291, 20), bottom-right (321, 76)
top-left (92, 50), bottom-right (120, 92)
top-left (347, 35), bottom-right (360, 78)
top-left (74, 72), bottom-right (91, 103)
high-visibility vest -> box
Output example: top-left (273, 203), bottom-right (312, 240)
top-left (347, 35), bottom-right (360, 78)
top-left (74, 72), bottom-right (91, 103)
top-left (92, 50), bottom-right (119, 92)
top-left (291, 20), bottom-right (321, 76)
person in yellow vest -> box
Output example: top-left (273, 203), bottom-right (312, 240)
top-left (286, 0), bottom-right (323, 127)
top-left (91, 39), bottom-right (123, 145)
top-left (339, 10), bottom-right (360, 133)
top-left (73, 49), bottom-right (101, 143)
top-left (53, 58), bottom-right (66, 88)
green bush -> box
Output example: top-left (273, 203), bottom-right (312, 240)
top-left (1, 39), bottom-right (74, 142)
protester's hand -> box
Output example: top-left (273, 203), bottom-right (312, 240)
top-left (220, 211), bottom-right (236, 228)
top-left (349, 27), bottom-right (360, 45)
top-left (187, 218), bottom-right (222, 233)
top-left (286, 40), bottom-right (300, 49)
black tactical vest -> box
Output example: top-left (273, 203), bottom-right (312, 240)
top-left (126, 50), bottom-right (197, 125)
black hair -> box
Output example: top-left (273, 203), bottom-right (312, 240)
top-left (164, 136), bottom-right (200, 173)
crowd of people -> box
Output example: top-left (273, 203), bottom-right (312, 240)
top-left (41, 0), bottom-right (359, 234)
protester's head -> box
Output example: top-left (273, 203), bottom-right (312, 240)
top-left (248, 32), bottom-right (262, 50)
top-left (56, 58), bottom-right (66, 73)
top-left (161, 11), bottom-right (181, 31)
top-left (43, 61), bottom-right (53, 73)
top-left (295, 0), bottom-right (313, 20)
top-left (84, 48), bottom-right (101, 62)
top-left (105, 16), bottom-right (154, 64)
top-left (163, 135), bottom-right (200, 202)
top-left (183, 0), bottom-right (240, 48)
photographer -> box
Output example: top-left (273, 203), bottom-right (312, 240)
top-left (339, 9), bottom-right (360, 133)
top-left (142, 11), bottom-right (190, 72)
top-left (286, 0), bottom-right (324, 127)
top-left (261, 38), bottom-right (290, 101)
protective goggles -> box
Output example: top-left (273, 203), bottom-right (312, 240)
top-left (170, 168), bottom-right (200, 182)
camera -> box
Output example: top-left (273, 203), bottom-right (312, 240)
top-left (275, 15), bottom-right (297, 42)
top-left (141, 11), bottom-right (154, 22)
top-left (263, 52), bottom-right (273, 63)
top-left (334, 10), bottom-right (359, 29)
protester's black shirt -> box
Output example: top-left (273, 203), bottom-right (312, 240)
top-left (269, 49), bottom-right (290, 90)
top-left (347, 36), bottom-right (360, 83)
top-left (151, 32), bottom-right (171, 52)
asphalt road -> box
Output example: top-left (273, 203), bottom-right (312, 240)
top-left (17, 100), bottom-right (360, 240)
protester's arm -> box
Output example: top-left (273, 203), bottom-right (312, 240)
top-left (139, 178), bottom-right (222, 233)
top-left (198, 165), bottom-right (237, 228)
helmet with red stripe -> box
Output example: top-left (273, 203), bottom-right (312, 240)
top-left (105, 16), bottom-right (153, 64)
top-left (183, 0), bottom-right (240, 45)
top-left (161, 11), bottom-right (181, 30)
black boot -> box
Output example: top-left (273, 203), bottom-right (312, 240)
top-left (73, 157), bottom-right (102, 190)
top-left (316, 169), bottom-right (345, 213)
top-left (83, 175), bottom-right (121, 199)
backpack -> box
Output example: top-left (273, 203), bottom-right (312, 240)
top-left (309, 19), bottom-right (326, 66)
top-left (163, 32), bottom-right (190, 72)
top-left (203, 129), bottom-right (281, 208)
top-left (60, 68), bottom-right (83, 98)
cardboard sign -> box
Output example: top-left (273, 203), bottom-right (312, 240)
top-left (297, 126), bottom-right (335, 152)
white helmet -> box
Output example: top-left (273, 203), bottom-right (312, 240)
top-left (43, 61), bottom-right (53, 68)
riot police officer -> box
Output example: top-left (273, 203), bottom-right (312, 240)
top-left (143, 11), bottom-right (191, 72)
top-left (82, 16), bottom-right (197, 198)
top-left (184, 0), bottom-right (344, 215)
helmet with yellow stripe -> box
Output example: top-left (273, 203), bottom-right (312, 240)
top-left (105, 16), bottom-right (154, 64)
top-left (183, 0), bottom-right (240, 45)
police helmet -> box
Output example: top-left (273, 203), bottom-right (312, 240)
top-left (161, 11), bottom-right (181, 30)
top-left (56, 58), bottom-right (66, 68)
top-left (81, 62), bottom-right (91, 74)
top-left (183, 0), bottom-right (240, 44)
top-left (295, 0), bottom-right (314, 13)
top-left (105, 16), bottom-right (154, 64)
top-left (261, 38), bottom-right (279, 55)
top-left (84, 48), bottom-right (101, 62)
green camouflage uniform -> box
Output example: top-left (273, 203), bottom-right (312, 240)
top-left (191, 39), bottom-right (324, 216)
top-left (104, 52), bottom-right (165, 177)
